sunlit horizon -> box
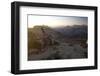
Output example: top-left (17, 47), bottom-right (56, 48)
top-left (28, 15), bottom-right (88, 28)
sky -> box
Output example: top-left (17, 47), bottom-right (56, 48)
top-left (28, 14), bottom-right (88, 28)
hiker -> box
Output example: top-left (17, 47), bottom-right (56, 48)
top-left (41, 27), bottom-right (52, 51)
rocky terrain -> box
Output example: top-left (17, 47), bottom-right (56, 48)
top-left (28, 25), bottom-right (88, 60)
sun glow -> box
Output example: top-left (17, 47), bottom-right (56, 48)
top-left (28, 15), bottom-right (87, 28)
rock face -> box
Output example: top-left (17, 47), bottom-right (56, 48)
top-left (28, 25), bottom-right (88, 60)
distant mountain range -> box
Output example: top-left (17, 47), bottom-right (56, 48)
top-left (29, 25), bottom-right (87, 43)
top-left (54, 25), bottom-right (87, 39)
